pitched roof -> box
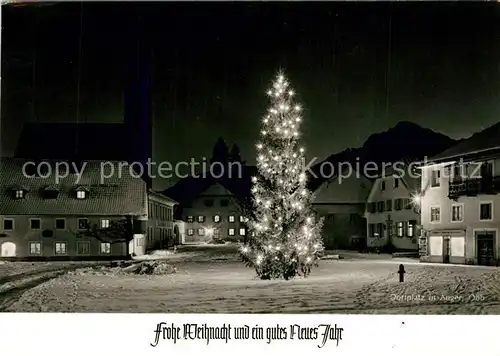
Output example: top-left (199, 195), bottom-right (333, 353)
top-left (15, 122), bottom-right (128, 161)
top-left (0, 158), bottom-right (147, 216)
top-left (429, 122), bottom-right (500, 162)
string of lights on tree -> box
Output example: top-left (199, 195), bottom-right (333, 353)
top-left (240, 71), bottom-right (324, 280)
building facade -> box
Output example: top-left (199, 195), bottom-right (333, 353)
top-left (182, 183), bottom-right (248, 243)
top-left (0, 158), bottom-right (148, 260)
top-left (146, 190), bottom-right (177, 252)
top-left (419, 122), bottom-right (500, 265)
top-left (365, 170), bottom-right (420, 251)
top-left (312, 172), bottom-right (372, 249)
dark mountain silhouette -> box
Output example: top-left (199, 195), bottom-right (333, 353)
top-left (163, 121), bottom-right (458, 214)
top-left (308, 121), bottom-right (458, 190)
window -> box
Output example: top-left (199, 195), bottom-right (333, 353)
top-left (30, 242), bottom-right (42, 255)
top-left (239, 216), bottom-right (245, 223)
top-left (404, 198), bottom-right (412, 210)
top-left (349, 214), bottom-right (357, 223)
top-left (395, 198), bottom-right (402, 211)
top-left (30, 219), bottom-right (41, 230)
top-left (187, 228), bottom-right (194, 236)
top-left (327, 214), bottom-right (335, 222)
top-left (149, 203), bottom-right (153, 217)
top-left (452, 164), bottom-right (463, 182)
top-left (55, 242), bottom-right (67, 255)
top-left (431, 169), bottom-right (441, 187)
top-left (397, 222), bottom-right (404, 237)
top-left (197, 216), bottom-right (205, 223)
top-left (385, 200), bottom-right (392, 211)
top-left (3, 218), bottom-right (14, 231)
top-left (239, 228), bottom-right (246, 236)
top-left (369, 224), bottom-right (375, 237)
top-left (100, 243), bottom-right (111, 254)
top-left (376, 223), bottom-right (384, 237)
top-left (100, 219), bottom-right (110, 228)
top-left (221, 199), bottom-right (229, 207)
top-left (15, 189), bottom-right (25, 199)
top-left (55, 218), bottom-right (66, 230)
top-left (43, 187), bottom-right (59, 199)
top-left (213, 215), bottom-right (221, 223)
top-left (187, 216), bottom-right (194, 223)
top-left (377, 201), bottom-right (384, 213)
top-left (136, 238), bottom-right (144, 247)
top-left (77, 218), bottom-right (89, 230)
top-left (381, 181), bottom-right (386, 191)
top-left (77, 241), bottom-right (90, 255)
top-left (228, 215), bottom-right (235, 222)
top-left (76, 190), bottom-right (86, 199)
top-left (213, 228), bottom-right (220, 238)
top-left (368, 202), bottom-right (376, 213)
top-left (407, 220), bottom-right (416, 237)
top-left (451, 204), bottom-right (464, 222)
top-left (204, 199), bottom-right (214, 207)
top-left (480, 202), bottom-right (493, 221)
top-left (480, 161), bottom-right (493, 179)
top-left (197, 228), bottom-right (205, 236)
top-left (394, 178), bottom-right (399, 188)
top-left (229, 228), bottom-right (235, 236)
top-left (430, 207), bottom-right (441, 223)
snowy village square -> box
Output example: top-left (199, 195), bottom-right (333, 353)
top-left (3, 2), bottom-right (500, 314)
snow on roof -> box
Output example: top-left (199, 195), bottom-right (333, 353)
top-left (429, 121), bottom-right (500, 162)
top-left (0, 158), bottom-right (147, 216)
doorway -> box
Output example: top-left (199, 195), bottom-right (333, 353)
top-left (443, 238), bottom-right (450, 263)
top-left (477, 232), bottom-right (495, 266)
top-left (1, 242), bottom-right (16, 257)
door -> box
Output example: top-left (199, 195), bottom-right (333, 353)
top-left (1, 242), bottom-right (16, 257)
top-left (443, 238), bottom-right (450, 263)
top-left (477, 233), bottom-right (495, 266)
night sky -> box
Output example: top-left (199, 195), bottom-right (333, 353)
top-left (2, 2), bottom-right (500, 188)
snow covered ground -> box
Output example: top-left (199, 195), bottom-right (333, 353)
top-left (5, 254), bottom-right (500, 314)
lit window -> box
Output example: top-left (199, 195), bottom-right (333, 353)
top-left (198, 216), bottom-right (205, 223)
top-left (30, 242), bottom-right (42, 255)
top-left (451, 205), bottom-right (463, 222)
top-left (15, 190), bottom-right (24, 199)
top-left (407, 220), bottom-right (416, 237)
top-left (76, 190), bottom-right (86, 199)
top-left (397, 222), bottom-right (404, 237)
top-left (214, 215), bottom-right (221, 223)
top-left (187, 216), bottom-right (194, 223)
top-left (239, 216), bottom-right (245, 223)
top-left (187, 228), bottom-right (194, 236)
top-left (55, 242), bottom-right (67, 255)
top-left (100, 219), bottom-right (110, 228)
top-left (229, 228), bottom-right (235, 236)
top-left (430, 207), bottom-right (440, 222)
top-left (239, 228), bottom-right (246, 236)
top-left (229, 216), bottom-right (235, 222)
top-left (431, 169), bottom-right (441, 187)
top-left (100, 242), bottom-right (111, 254)
top-left (198, 228), bottom-right (205, 236)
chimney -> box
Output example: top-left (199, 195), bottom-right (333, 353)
top-left (124, 11), bottom-right (152, 189)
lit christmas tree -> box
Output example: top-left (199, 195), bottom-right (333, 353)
top-left (240, 71), bottom-right (324, 280)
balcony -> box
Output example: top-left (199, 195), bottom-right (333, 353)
top-left (448, 176), bottom-right (500, 200)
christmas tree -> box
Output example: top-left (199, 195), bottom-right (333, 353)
top-left (240, 71), bottom-right (324, 280)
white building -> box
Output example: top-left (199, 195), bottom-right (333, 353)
top-left (419, 122), bottom-right (500, 265)
top-left (365, 166), bottom-right (420, 251)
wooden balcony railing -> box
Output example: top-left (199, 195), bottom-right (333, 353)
top-left (448, 176), bottom-right (500, 200)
